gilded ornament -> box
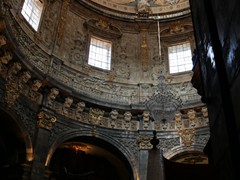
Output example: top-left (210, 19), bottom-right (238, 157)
top-left (37, 111), bottom-right (57, 130)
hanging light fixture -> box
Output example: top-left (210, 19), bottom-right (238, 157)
top-left (145, 18), bottom-right (182, 122)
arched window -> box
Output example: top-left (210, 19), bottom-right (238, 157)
top-left (88, 36), bottom-right (112, 70)
top-left (168, 42), bottom-right (193, 74)
top-left (21, 0), bottom-right (43, 31)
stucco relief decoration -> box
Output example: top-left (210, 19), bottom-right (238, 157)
top-left (56, 0), bottom-right (71, 46)
top-left (69, 31), bottom-right (86, 65)
top-left (187, 109), bottom-right (197, 127)
top-left (142, 111), bottom-right (150, 129)
top-left (31, 80), bottom-right (42, 92)
top-left (141, 32), bottom-right (149, 73)
top-left (165, 0), bottom-right (180, 5)
top-left (0, 45), bottom-right (12, 73)
top-left (37, 111), bottom-right (57, 131)
top-left (96, 18), bottom-right (111, 30)
top-left (18, 71), bottom-right (31, 89)
top-left (201, 107), bottom-right (208, 118)
top-left (0, 35), bottom-right (7, 47)
top-left (84, 19), bottom-right (122, 39)
top-left (63, 97), bottom-right (73, 115)
top-left (124, 111), bottom-right (132, 129)
top-left (47, 88), bottom-right (59, 107)
top-left (175, 112), bottom-right (182, 129)
top-left (114, 43), bottom-right (130, 79)
top-left (178, 128), bottom-right (195, 147)
top-left (29, 80), bottom-right (42, 102)
top-left (170, 21), bottom-right (184, 34)
top-left (4, 63), bottom-right (23, 107)
top-left (136, 0), bottom-right (155, 16)
top-left (89, 108), bottom-right (104, 126)
top-left (40, 0), bottom-right (60, 47)
top-left (110, 110), bottom-right (119, 128)
top-left (136, 135), bottom-right (153, 149)
top-left (75, 101), bottom-right (85, 120)
top-left (1, 51), bottom-right (12, 65)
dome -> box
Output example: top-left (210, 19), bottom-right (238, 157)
top-left (0, 0), bottom-right (210, 179)
top-left (77, 0), bottom-right (190, 20)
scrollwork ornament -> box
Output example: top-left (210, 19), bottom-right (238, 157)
top-left (37, 111), bottom-right (57, 131)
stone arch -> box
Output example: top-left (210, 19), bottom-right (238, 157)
top-left (163, 144), bottom-right (205, 160)
top-left (45, 129), bottom-right (140, 180)
top-left (0, 107), bottom-right (34, 162)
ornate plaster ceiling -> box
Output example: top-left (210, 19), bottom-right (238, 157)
top-left (78, 0), bottom-right (190, 20)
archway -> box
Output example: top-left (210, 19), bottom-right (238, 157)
top-left (48, 135), bottom-right (135, 180)
top-left (0, 109), bottom-right (33, 179)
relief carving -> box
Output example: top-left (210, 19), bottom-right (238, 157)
top-left (140, 32), bottom-right (149, 72)
top-left (63, 97), bottom-right (73, 115)
top-left (136, 0), bottom-right (152, 15)
top-left (170, 20), bottom-right (184, 34)
top-left (114, 43), bottom-right (130, 79)
top-left (165, 0), bottom-right (180, 5)
top-left (110, 110), bottom-right (119, 128)
top-left (89, 108), bottom-right (104, 126)
top-left (4, 64), bottom-right (32, 107)
top-left (124, 111), bottom-right (132, 129)
top-left (76, 101), bottom-right (85, 120)
top-left (69, 31), bottom-right (86, 65)
top-left (136, 135), bottom-right (152, 149)
top-left (142, 111), bottom-right (150, 129)
top-left (31, 80), bottom-right (42, 92)
top-left (178, 128), bottom-right (195, 147)
top-left (47, 88), bottom-right (59, 107)
top-left (37, 111), bottom-right (57, 131)
top-left (56, 0), bottom-right (71, 46)
top-left (40, 0), bottom-right (61, 47)
top-left (13, 102), bottom-right (37, 139)
top-left (0, 35), bottom-right (7, 47)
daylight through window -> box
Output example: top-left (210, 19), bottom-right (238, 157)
top-left (168, 42), bottom-right (192, 74)
top-left (21, 0), bottom-right (43, 31)
top-left (88, 36), bottom-right (112, 70)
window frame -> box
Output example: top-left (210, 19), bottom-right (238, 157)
top-left (87, 35), bottom-right (112, 71)
top-left (167, 42), bottom-right (193, 75)
top-left (21, 0), bottom-right (44, 31)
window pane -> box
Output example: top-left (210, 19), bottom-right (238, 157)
top-left (21, 0), bottom-right (43, 31)
top-left (168, 42), bottom-right (192, 74)
top-left (88, 36), bottom-right (112, 70)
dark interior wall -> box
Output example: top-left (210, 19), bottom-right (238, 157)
top-left (0, 110), bottom-right (26, 179)
top-left (164, 158), bottom-right (214, 180)
top-left (190, 0), bottom-right (240, 180)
